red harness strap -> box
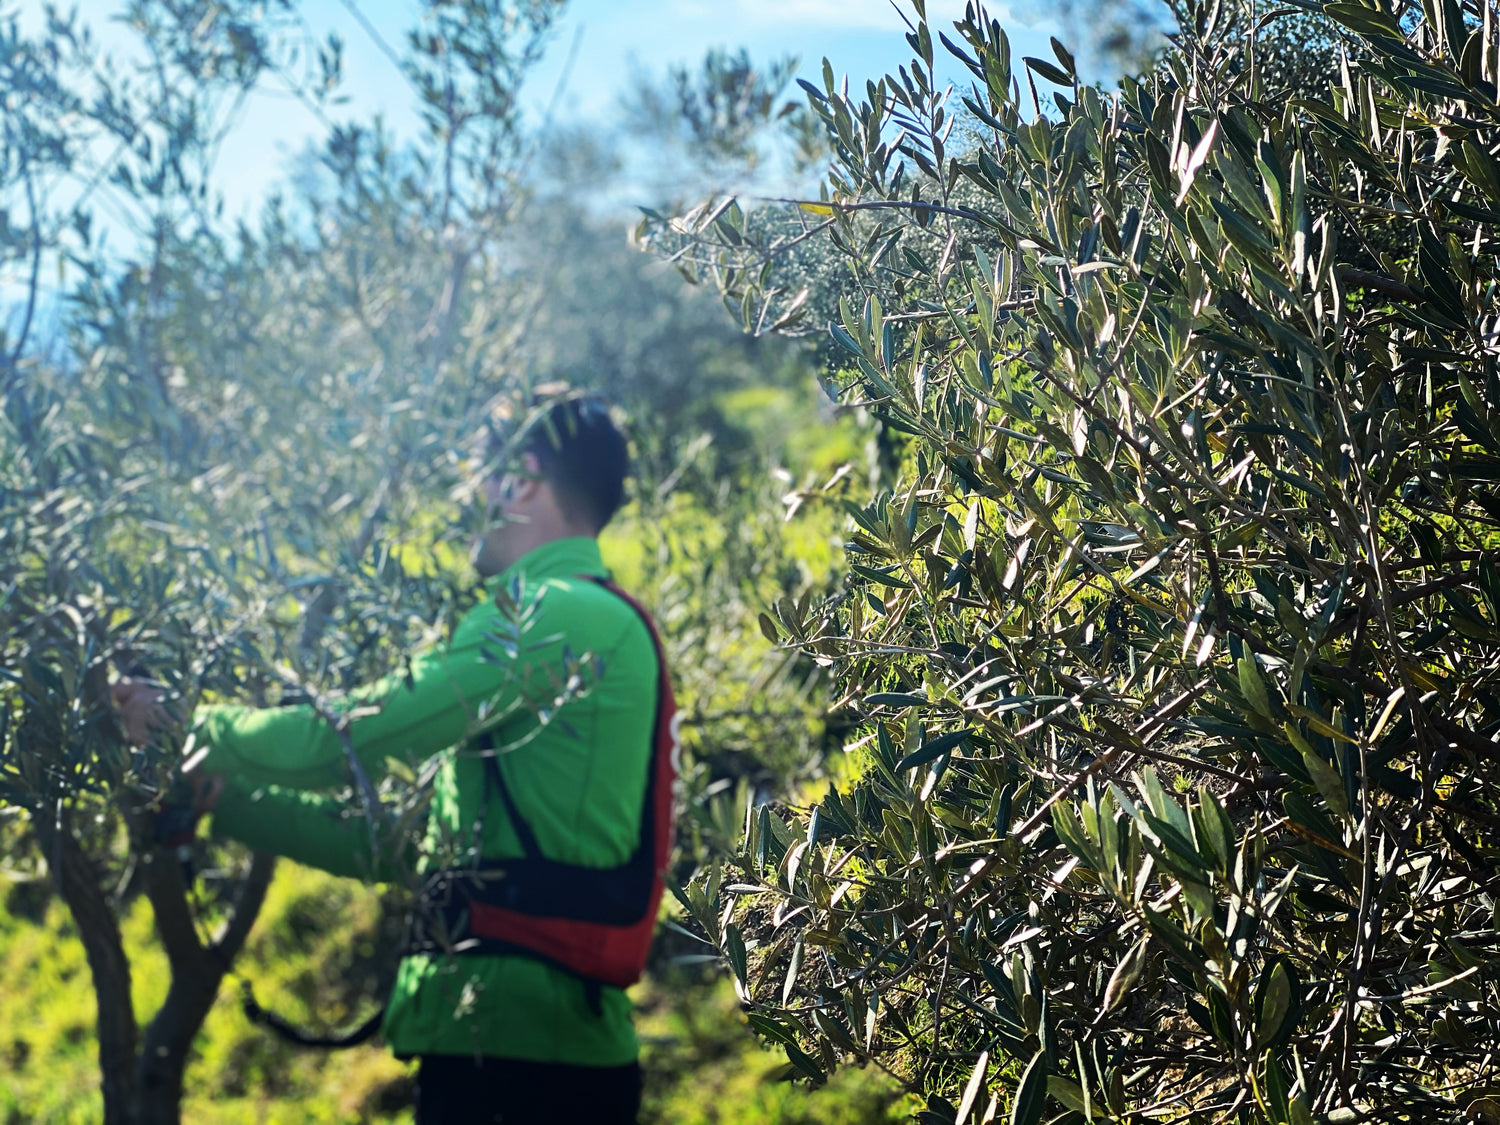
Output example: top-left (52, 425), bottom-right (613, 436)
top-left (419, 578), bottom-right (678, 991)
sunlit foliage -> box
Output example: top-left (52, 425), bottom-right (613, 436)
top-left (649, 0), bottom-right (1500, 1120)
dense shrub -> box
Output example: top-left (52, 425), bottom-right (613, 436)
top-left (650, 0), bottom-right (1500, 1119)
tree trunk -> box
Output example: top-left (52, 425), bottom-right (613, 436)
top-left (38, 823), bottom-right (276, 1125)
top-left (131, 845), bottom-right (214, 1125)
top-left (132, 975), bottom-right (215, 1125)
top-left (131, 849), bottom-right (276, 1125)
top-left (38, 813), bottom-right (139, 1125)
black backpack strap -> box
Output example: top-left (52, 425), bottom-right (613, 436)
top-left (583, 980), bottom-right (603, 1017)
top-left (475, 730), bottom-right (542, 858)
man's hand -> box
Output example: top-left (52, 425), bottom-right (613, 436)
top-left (154, 771), bottom-right (225, 852)
top-left (110, 677), bottom-right (221, 853)
top-left (109, 678), bottom-right (183, 746)
top-left (187, 771), bottom-right (226, 815)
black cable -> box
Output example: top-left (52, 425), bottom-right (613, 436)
top-left (238, 978), bottom-right (386, 1050)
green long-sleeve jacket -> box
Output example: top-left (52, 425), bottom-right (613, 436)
top-left (195, 537), bottom-right (658, 1065)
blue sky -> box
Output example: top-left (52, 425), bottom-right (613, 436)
top-left (49, 0), bottom-right (1061, 220)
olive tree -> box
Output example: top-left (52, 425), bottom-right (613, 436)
top-left (648, 0), bottom-right (1500, 1120)
top-left (1, 5), bottom-right (332, 1117)
top-left (1, 1), bottom-right (565, 1121)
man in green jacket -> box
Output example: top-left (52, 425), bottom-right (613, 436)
top-left (118, 396), bottom-right (668, 1124)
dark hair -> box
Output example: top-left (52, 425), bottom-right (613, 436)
top-left (507, 395), bottom-right (629, 531)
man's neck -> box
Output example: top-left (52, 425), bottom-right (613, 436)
top-left (476, 526), bottom-right (595, 578)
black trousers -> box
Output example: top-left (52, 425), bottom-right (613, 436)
top-left (414, 1054), bottom-right (643, 1125)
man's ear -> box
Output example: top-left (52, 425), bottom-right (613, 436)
top-left (510, 452), bottom-right (544, 502)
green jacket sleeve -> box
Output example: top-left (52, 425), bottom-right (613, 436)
top-left (188, 598), bottom-right (519, 790)
top-left (209, 781), bottom-right (414, 881)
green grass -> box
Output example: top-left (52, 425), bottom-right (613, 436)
top-left (0, 863), bottom-right (912, 1124)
